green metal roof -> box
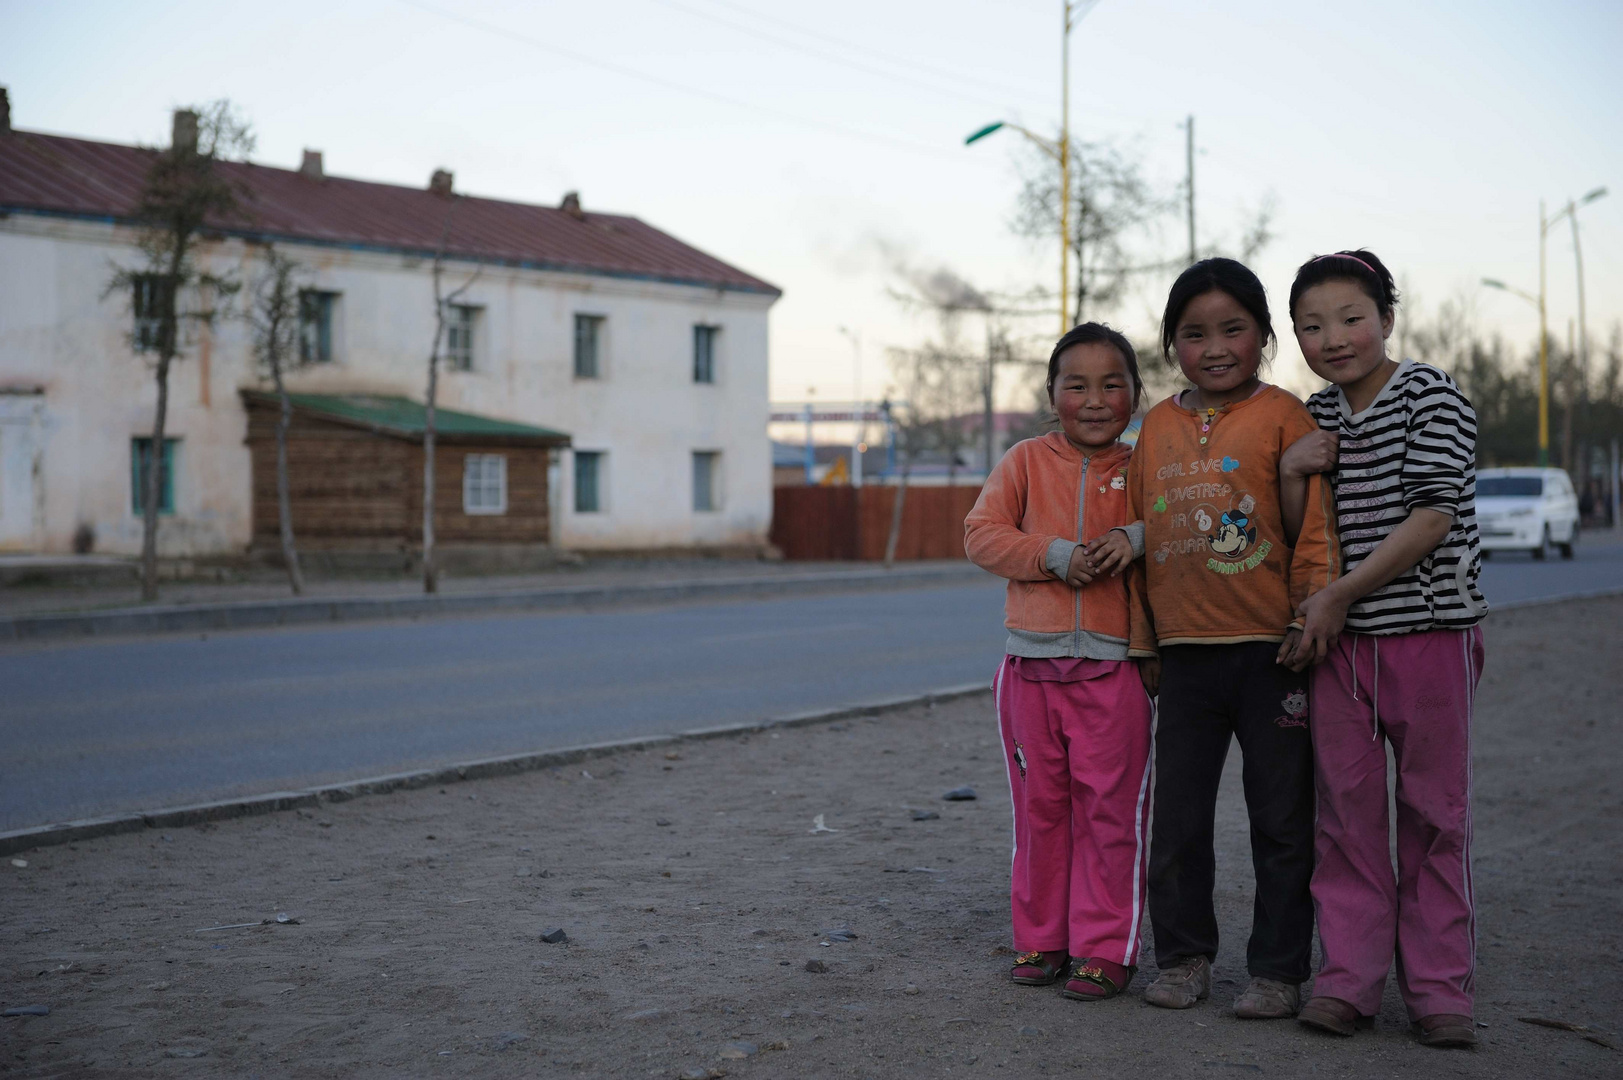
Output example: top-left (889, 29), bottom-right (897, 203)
top-left (242, 391), bottom-right (570, 445)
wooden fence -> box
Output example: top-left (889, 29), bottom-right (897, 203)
top-left (770, 484), bottom-right (982, 561)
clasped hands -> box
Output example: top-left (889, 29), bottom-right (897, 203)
top-left (1063, 529), bottom-right (1134, 588)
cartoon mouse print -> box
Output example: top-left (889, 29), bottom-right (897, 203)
top-left (1209, 509), bottom-right (1257, 557)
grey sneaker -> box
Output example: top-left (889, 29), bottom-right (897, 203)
top-left (1144, 956), bottom-right (1211, 1009)
top-left (1234, 977), bottom-right (1301, 1019)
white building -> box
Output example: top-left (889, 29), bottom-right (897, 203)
top-left (0, 92), bottom-right (780, 558)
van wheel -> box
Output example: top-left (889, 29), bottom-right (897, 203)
top-left (1532, 526), bottom-right (1552, 560)
top-left (1559, 525), bottom-right (1576, 560)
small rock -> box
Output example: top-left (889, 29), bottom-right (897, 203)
top-left (664, 751), bottom-right (683, 761)
top-left (540, 928), bottom-right (568, 944)
top-left (1019, 1025), bottom-right (1041, 1036)
top-left (804, 959), bottom-right (828, 973)
top-left (163, 1048), bottom-right (207, 1058)
top-left (625, 1008), bottom-right (663, 1021)
top-left (149, 981), bottom-right (170, 991)
top-left (911, 809), bottom-right (940, 821)
top-left (2, 1005), bottom-right (49, 1017)
top-left (762, 1039), bottom-right (790, 1051)
top-left (820, 927), bottom-right (857, 942)
top-left (942, 786), bottom-right (978, 801)
top-left (494, 1031), bottom-right (529, 1048)
top-left (656, 818), bottom-right (672, 827)
top-left (676, 1070), bottom-right (717, 1080)
top-left (9, 858), bottom-right (26, 868)
top-left (903, 984), bottom-right (920, 995)
top-left (718, 1041), bottom-right (758, 1060)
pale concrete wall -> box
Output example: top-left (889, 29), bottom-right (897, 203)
top-left (0, 213), bottom-right (776, 556)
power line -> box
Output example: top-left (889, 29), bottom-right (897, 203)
top-left (643, 0), bottom-right (1032, 115)
top-left (398, 0), bottom-right (994, 165)
top-left (666, 0), bottom-right (1055, 108)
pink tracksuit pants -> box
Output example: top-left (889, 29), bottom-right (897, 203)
top-left (995, 656), bottom-right (1154, 964)
top-left (1309, 625), bottom-right (1484, 1019)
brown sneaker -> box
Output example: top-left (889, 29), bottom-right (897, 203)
top-left (1233, 977), bottom-right (1300, 1019)
top-left (1416, 1013), bottom-right (1478, 1048)
top-left (1298, 995), bottom-right (1360, 1036)
top-left (1144, 956), bottom-right (1211, 1009)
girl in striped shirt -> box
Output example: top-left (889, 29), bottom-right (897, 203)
top-left (1281, 249), bottom-right (1488, 1050)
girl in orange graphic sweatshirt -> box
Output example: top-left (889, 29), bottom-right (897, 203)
top-left (964, 323), bottom-right (1155, 1003)
top-left (1127, 258), bottom-right (1337, 1020)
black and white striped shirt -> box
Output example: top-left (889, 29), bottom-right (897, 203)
top-left (1307, 360), bottom-right (1488, 635)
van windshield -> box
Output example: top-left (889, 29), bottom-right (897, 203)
top-left (1478, 477), bottom-right (1543, 497)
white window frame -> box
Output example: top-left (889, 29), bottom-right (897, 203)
top-left (574, 314), bottom-right (605, 379)
top-left (445, 304), bottom-right (478, 372)
top-left (462, 453), bottom-right (507, 515)
top-left (298, 289), bottom-right (339, 364)
top-left (693, 324), bottom-right (719, 384)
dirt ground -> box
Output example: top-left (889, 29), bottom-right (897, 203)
top-left (3, 597), bottom-right (1620, 1078)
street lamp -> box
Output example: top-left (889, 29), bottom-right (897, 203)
top-left (965, 1), bottom-right (1099, 336)
top-left (1482, 186), bottom-right (1608, 468)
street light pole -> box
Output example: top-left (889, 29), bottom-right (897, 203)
top-left (838, 326), bottom-right (863, 488)
top-left (966, 1), bottom-right (1096, 337)
top-left (1059, 0), bottom-right (1072, 334)
top-left (1539, 199), bottom-right (1550, 465)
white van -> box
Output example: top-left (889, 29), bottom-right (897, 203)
top-left (1475, 467), bottom-right (1580, 559)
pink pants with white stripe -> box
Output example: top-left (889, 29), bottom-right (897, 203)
top-left (1309, 625), bottom-right (1485, 1019)
top-left (995, 656), bottom-right (1154, 964)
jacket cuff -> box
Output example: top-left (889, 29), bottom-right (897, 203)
top-left (1111, 522), bottom-right (1146, 559)
top-left (1044, 537), bottom-right (1078, 579)
top-left (1128, 647), bottom-right (1159, 659)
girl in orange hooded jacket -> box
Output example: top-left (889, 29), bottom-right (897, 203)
top-left (964, 322), bottom-right (1156, 1003)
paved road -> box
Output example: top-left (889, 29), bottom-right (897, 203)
top-left (1477, 529), bottom-right (1623, 605)
top-left (7, 535), bottom-right (1622, 833)
top-left (2, 580), bottom-right (1009, 831)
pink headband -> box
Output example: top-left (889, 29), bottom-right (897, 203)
top-left (1313, 252), bottom-right (1378, 276)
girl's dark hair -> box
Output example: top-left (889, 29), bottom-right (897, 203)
top-left (1159, 257), bottom-right (1276, 364)
top-left (1046, 321), bottom-right (1143, 411)
top-left (1288, 249), bottom-right (1400, 319)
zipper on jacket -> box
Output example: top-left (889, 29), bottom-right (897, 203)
top-left (1074, 455), bottom-right (1088, 657)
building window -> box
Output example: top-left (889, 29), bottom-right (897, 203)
top-left (299, 290), bottom-right (338, 364)
top-left (574, 451), bottom-right (604, 513)
top-left (132, 275), bottom-right (172, 353)
top-left (693, 451), bottom-right (720, 512)
top-left (693, 325), bottom-right (718, 384)
top-left (131, 437), bottom-right (178, 515)
top-left (462, 453), bottom-right (507, 515)
top-left (446, 304), bottom-right (478, 372)
top-left (574, 314), bottom-right (604, 379)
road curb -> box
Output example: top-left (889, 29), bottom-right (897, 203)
top-left (0, 564), bottom-right (991, 643)
top-left (1491, 586), bottom-right (1623, 611)
top-left (0, 682), bottom-right (992, 858)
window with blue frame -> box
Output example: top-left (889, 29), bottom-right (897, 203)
top-left (131, 437), bottom-right (178, 515)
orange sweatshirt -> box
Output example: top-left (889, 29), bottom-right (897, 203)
top-left (1126, 385), bottom-right (1338, 654)
top-left (964, 434), bottom-right (1150, 659)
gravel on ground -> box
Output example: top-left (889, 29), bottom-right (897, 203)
top-left (2, 596), bottom-right (1618, 1078)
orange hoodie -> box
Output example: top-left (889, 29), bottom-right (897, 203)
top-left (965, 434), bottom-right (1149, 659)
top-left (1126, 385), bottom-right (1339, 654)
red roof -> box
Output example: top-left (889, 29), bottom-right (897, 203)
top-left (0, 128), bottom-right (780, 295)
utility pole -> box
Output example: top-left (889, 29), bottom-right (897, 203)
top-left (1059, 1), bottom-right (1073, 333)
top-left (983, 323), bottom-right (996, 477)
top-left (1185, 115), bottom-right (1196, 266)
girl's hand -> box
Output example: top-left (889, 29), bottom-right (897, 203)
top-left (1280, 429), bottom-right (1339, 478)
top-left (1064, 545), bottom-right (1097, 588)
top-left (1137, 656), bottom-right (1161, 698)
top-left (1276, 628), bottom-right (1303, 667)
top-left (1285, 587), bottom-right (1351, 671)
top-left (1084, 530), bottom-right (1135, 577)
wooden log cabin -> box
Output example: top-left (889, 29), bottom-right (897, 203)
top-left (241, 391), bottom-right (570, 566)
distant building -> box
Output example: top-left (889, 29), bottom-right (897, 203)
top-left (0, 90), bottom-right (780, 558)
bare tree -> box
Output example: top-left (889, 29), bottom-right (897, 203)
top-left (106, 101), bottom-right (254, 600)
top-left (1013, 137), bottom-right (1172, 324)
top-left (246, 245), bottom-right (311, 594)
top-left (422, 197), bottom-right (480, 593)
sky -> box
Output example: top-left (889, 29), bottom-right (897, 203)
top-left (4, 0), bottom-right (1620, 409)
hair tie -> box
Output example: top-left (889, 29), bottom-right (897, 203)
top-left (1313, 252), bottom-right (1378, 277)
